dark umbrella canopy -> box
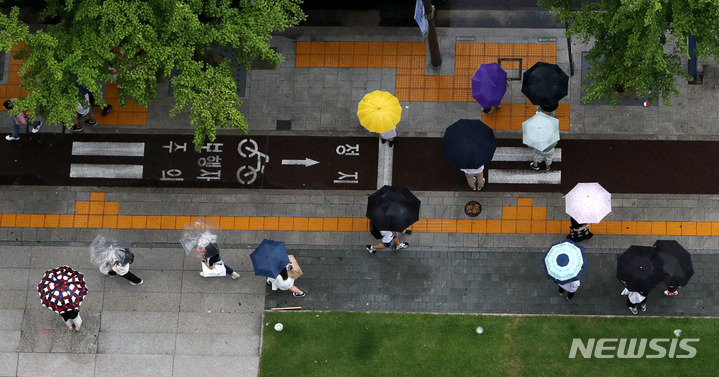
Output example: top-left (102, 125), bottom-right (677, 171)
top-left (366, 185), bottom-right (421, 232)
top-left (38, 266), bottom-right (88, 314)
top-left (521, 62), bottom-right (569, 107)
top-left (441, 119), bottom-right (498, 169)
top-left (250, 239), bottom-right (291, 278)
top-left (617, 245), bottom-right (664, 292)
top-left (471, 63), bottom-right (507, 108)
top-left (653, 240), bottom-right (694, 287)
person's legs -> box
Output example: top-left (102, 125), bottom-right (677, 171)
top-left (475, 173), bottom-right (485, 189)
top-left (119, 271), bottom-right (142, 284)
top-left (290, 285), bottom-right (305, 297)
top-left (30, 119), bottom-right (42, 133)
top-left (464, 173), bottom-right (477, 190)
top-left (73, 313), bottom-right (83, 330)
top-left (11, 119), bottom-right (20, 138)
top-left (566, 291), bottom-right (575, 299)
top-left (222, 263), bottom-right (240, 279)
top-left (558, 286), bottom-right (565, 295)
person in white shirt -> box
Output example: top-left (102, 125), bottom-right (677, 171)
top-left (366, 230), bottom-right (410, 254)
top-left (460, 165), bottom-right (485, 191)
top-left (558, 280), bottom-right (580, 300)
top-left (267, 267), bottom-right (305, 297)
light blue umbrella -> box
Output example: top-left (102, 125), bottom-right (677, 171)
top-left (522, 111), bottom-right (560, 152)
top-left (543, 240), bottom-right (586, 283)
top-left (250, 239), bottom-right (290, 278)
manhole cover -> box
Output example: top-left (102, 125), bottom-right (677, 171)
top-left (464, 201), bottom-right (482, 217)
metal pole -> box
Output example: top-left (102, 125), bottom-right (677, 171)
top-left (688, 34), bottom-right (697, 82)
top-left (422, 0), bottom-right (442, 67)
top-left (565, 22), bottom-right (574, 76)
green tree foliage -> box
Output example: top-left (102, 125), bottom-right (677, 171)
top-left (539, 0), bottom-right (719, 106)
top-left (0, 0), bottom-right (304, 149)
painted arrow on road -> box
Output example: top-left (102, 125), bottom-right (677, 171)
top-left (281, 158), bottom-right (319, 167)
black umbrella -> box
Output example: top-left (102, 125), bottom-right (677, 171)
top-left (521, 62), bottom-right (569, 107)
top-left (366, 185), bottom-right (421, 232)
top-left (653, 240), bottom-right (694, 287)
top-left (617, 245), bottom-right (664, 292)
top-left (441, 119), bottom-right (497, 169)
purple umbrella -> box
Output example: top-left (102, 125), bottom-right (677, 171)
top-left (471, 63), bottom-right (507, 108)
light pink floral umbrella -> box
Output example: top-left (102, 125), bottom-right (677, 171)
top-left (565, 182), bottom-right (612, 224)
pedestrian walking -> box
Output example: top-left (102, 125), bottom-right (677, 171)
top-left (379, 126), bottom-right (398, 147)
top-left (537, 103), bottom-right (558, 117)
top-left (59, 308), bottom-right (83, 331)
top-left (366, 229), bottom-right (410, 254)
top-left (558, 280), bottom-right (580, 300)
top-left (3, 99), bottom-right (42, 141)
top-left (198, 242), bottom-right (240, 279)
top-left (461, 165), bottom-right (485, 191)
top-left (530, 142), bottom-right (557, 171)
top-left (71, 85), bottom-right (98, 132)
top-left (483, 104), bottom-right (501, 116)
top-left (567, 217), bottom-right (593, 242)
top-left (267, 266), bottom-right (306, 297)
top-left (664, 285), bottom-right (680, 296)
top-left (99, 248), bottom-right (143, 285)
top-left (621, 287), bottom-right (648, 315)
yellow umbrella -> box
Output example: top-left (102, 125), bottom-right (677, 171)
top-left (356, 90), bottom-right (402, 133)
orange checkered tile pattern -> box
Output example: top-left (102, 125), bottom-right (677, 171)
top-left (296, 41), bottom-right (569, 131)
top-left (0, 192), bottom-right (711, 237)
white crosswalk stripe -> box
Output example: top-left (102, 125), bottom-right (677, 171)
top-left (490, 147), bottom-right (562, 184)
top-left (70, 142), bottom-right (145, 179)
top-left (70, 164), bottom-right (144, 179)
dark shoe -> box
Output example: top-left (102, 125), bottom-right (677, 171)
top-left (84, 119), bottom-right (97, 126)
top-left (366, 245), bottom-right (376, 254)
top-left (558, 287), bottom-right (565, 295)
top-left (101, 105), bottom-right (112, 116)
top-left (70, 125), bottom-right (84, 132)
top-left (130, 279), bottom-right (143, 286)
top-left (403, 229), bottom-right (412, 235)
top-left (530, 162), bottom-right (540, 171)
top-left (293, 292), bottom-right (306, 298)
top-left (388, 139), bottom-right (395, 147)
top-left (380, 138), bottom-right (387, 144)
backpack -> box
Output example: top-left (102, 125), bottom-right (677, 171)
top-left (369, 222), bottom-right (383, 239)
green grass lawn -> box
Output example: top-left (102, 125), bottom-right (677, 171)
top-left (259, 311), bottom-right (718, 377)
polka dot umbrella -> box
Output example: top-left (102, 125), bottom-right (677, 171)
top-left (37, 266), bottom-right (88, 314)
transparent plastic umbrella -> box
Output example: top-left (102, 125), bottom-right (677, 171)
top-left (180, 217), bottom-right (223, 259)
top-left (89, 233), bottom-right (129, 267)
top-left (565, 182), bottom-right (612, 224)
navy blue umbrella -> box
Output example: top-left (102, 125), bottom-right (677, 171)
top-left (441, 119), bottom-right (497, 169)
top-left (366, 185), bottom-right (421, 232)
top-left (250, 239), bottom-right (290, 278)
top-left (521, 62), bottom-right (569, 107)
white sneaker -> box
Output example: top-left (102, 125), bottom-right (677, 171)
top-left (31, 122), bottom-right (42, 133)
top-left (5, 135), bottom-right (19, 141)
top-left (231, 272), bottom-right (240, 280)
top-left (397, 243), bottom-right (409, 250)
top-left (130, 279), bottom-right (143, 286)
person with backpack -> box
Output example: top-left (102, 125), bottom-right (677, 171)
top-left (366, 222), bottom-right (411, 254)
top-left (3, 98), bottom-right (42, 141)
top-left (100, 248), bottom-right (143, 285)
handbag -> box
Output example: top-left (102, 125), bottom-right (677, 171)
top-left (201, 260), bottom-right (227, 277)
top-left (287, 255), bottom-right (303, 279)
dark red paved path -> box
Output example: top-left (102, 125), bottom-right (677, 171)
top-left (0, 133), bottom-right (716, 194)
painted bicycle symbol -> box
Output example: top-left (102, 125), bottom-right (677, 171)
top-left (236, 139), bottom-right (269, 185)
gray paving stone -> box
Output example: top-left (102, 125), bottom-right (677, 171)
top-left (19, 309), bottom-right (100, 353)
top-left (97, 332), bottom-right (175, 355)
top-left (174, 333), bottom-right (260, 356)
top-left (99, 311), bottom-right (179, 334)
top-left (172, 355), bottom-right (259, 377)
top-left (17, 353), bottom-right (96, 377)
top-left (94, 354), bottom-right (174, 377)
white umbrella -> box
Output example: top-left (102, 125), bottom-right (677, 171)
top-left (544, 240), bottom-right (586, 283)
top-left (522, 111), bottom-right (560, 152)
top-left (565, 182), bottom-right (612, 224)
top-left (180, 217), bottom-right (223, 258)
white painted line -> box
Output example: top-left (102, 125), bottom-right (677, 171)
top-left (489, 169), bottom-right (562, 184)
top-left (72, 142), bottom-right (145, 156)
top-left (70, 164), bottom-right (143, 179)
top-left (376, 139), bottom-right (393, 189)
top-left (492, 147), bottom-right (562, 162)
